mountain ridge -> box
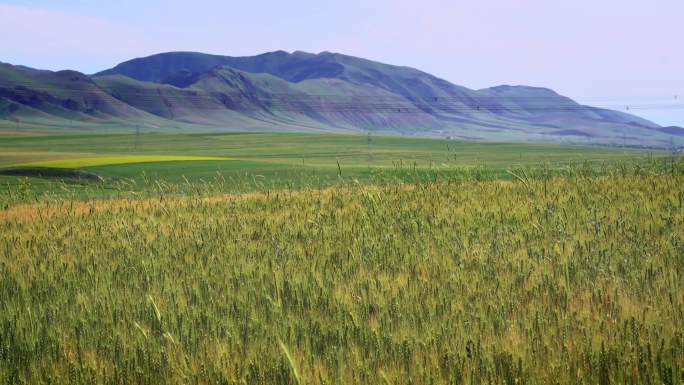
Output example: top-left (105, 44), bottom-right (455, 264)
top-left (1, 51), bottom-right (680, 147)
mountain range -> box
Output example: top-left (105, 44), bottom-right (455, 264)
top-left (1, 50), bottom-right (682, 146)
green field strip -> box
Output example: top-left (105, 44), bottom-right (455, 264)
top-left (17, 155), bottom-right (232, 169)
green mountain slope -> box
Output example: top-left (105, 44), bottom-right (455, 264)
top-left (0, 63), bottom-right (154, 122)
top-left (94, 51), bottom-right (677, 146)
top-left (1, 52), bottom-right (680, 147)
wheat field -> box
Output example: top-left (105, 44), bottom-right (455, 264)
top-left (1, 165), bottom-right (683, 384)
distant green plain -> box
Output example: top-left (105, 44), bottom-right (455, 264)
top-left (0, 130), bottom-right (671, 208)
top-left (0, 131), bottom-right (659, 180)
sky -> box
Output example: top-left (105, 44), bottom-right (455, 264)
top-left (1, 0), bottom-right (682, 126)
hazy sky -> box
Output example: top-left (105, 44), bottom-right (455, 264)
top-left (1, 0), bottom-right (682, 125)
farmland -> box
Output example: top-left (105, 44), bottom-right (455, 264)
top-left (17, 155), bottom-right (231, 169)
top-left (1, 168), bottom-right (683, 385)
top-left (3, 1), bottom-right (683, 383)
top-left (0, 131), bottom-right (664, 202)
top-left (0, 132), bottom-right (683, 385)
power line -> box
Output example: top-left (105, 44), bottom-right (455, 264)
top-left (0, 78), bottom-right (678, 100)
top-left (1, 82), bottom-right (682, 115)
top-left (2, 79), bottom-right (681, 103)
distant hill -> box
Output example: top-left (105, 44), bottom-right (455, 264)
top-left (0, 51), bottom-right (678, 146)
top-left (0, 62), bottom-right (163, 125)
top-left (655, 126), bottom-right (684, 136)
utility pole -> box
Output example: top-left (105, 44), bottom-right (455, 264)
top-left (134, 124), bottom-right (140, 151)
top-left (367, 131), bottom-right (373, 162)
top-left (669, 136), bottom-right (677, 174)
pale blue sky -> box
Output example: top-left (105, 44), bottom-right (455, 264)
top-left (1, 0), bottom-right (682, 125)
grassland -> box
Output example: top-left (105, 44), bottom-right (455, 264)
top-left (17, 155), bottom-right (231, 169)
top-left (0, 132), bottom-right (657, 170)
top-left (1, 164), bottom-right (683, 385)
top-left (1, 131), bottom-right (682, 384)
top-left (0, 131), bottom-right (664, 202)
